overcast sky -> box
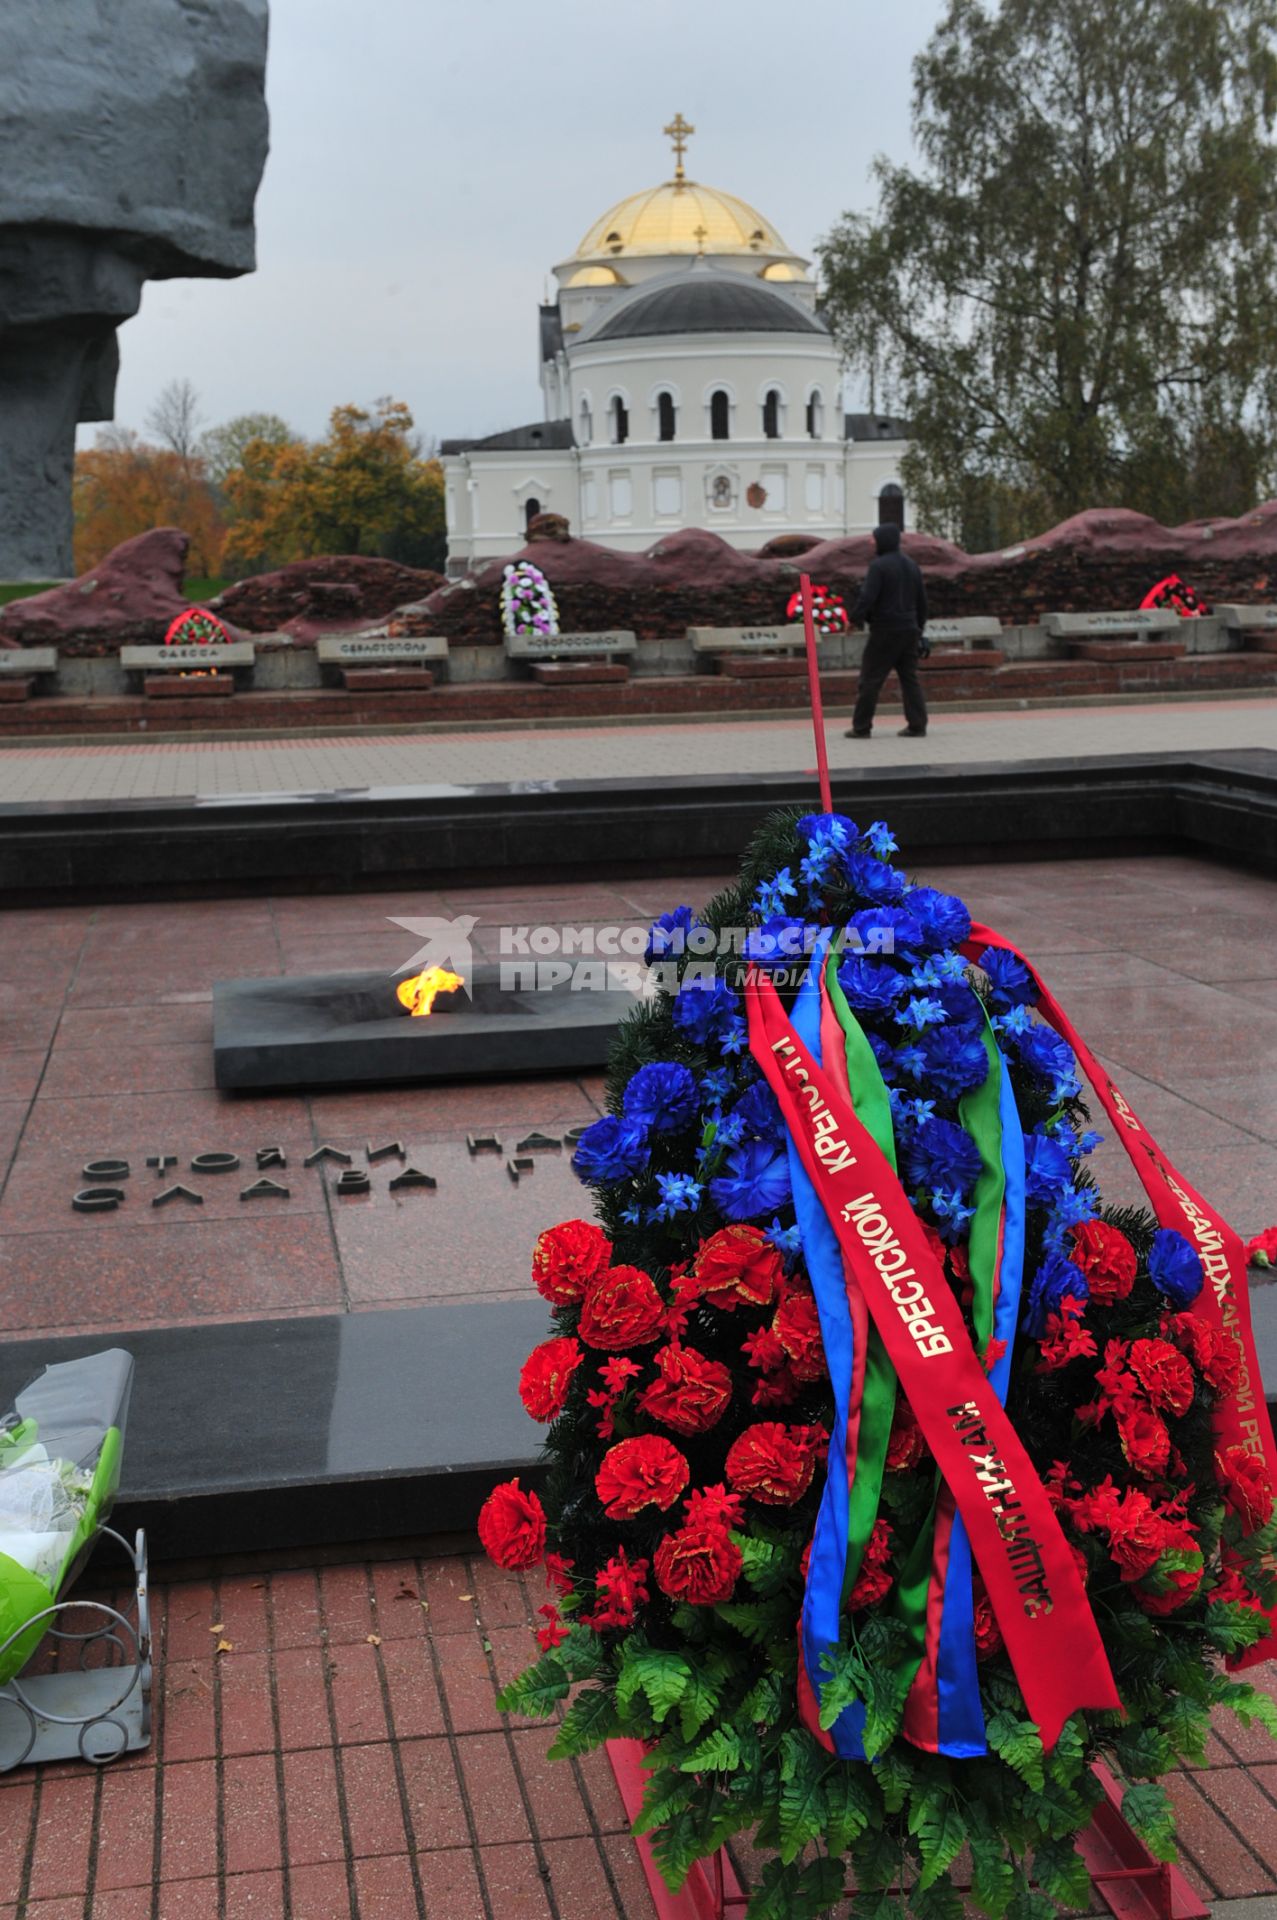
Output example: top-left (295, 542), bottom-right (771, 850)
top-left (102, 0), bottom-right (949, 451)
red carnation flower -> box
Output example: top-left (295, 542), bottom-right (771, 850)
top-left (1128, 1338), bottom-right (1195, 1417)
top-left (477, 1477), bottom-right (546, 1570)
top-left (638, 1343), bottom-right (732, 1435)
top-left (585, 1547), bottom-right (650, 1631)
top-left (1102, 1487), bottom-right (1169, 1581)
top-left (653, 1520), bottom-right (742, 1606)
top-left (544, 1552), bottom-right (575, 1596)
top-left (1070, 1220), bottom-right (1137, 1303)
top-left (579, 1265), bottom-right (667, 1349)
top-left (692, 1224), bottom-right (783, 1311)
top-left (1118, 1406), bottom-right (1173, 1480)
top-left (1136, 1541), bottom-right (1205, 1616)
top-left (1246, 1225), bottom-right (1277, 1268)
top-left (1202, 1335), bottom-right (1242, 1399)
top-left (885, 1400), bottom-right (927, 1473)
top-left (725, 1422), bottom-right (826, 1507)
top-left (532, 1218), bottom-right (612, 1305)
top-left (518, 1336), bottom-right (585, 1422)
top-left (772, 1291), bottom-right (826, 1384)
top-left (1217, 1444), bottom-right (1275, 1533)
top-left (1165, 1314), bottom-right (1243, 1400)
top-left (595, 1435), bottom-right (690, 1519)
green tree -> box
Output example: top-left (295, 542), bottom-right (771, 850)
top-left (200, 411), bottom-right (296, 488)
top-left (222, 399), bottom-right (445, 573)
top-left (818, 0), bottom-right (1277, 546)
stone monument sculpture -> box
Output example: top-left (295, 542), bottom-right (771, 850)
top-left (0, 0), bottom-right (270, 580)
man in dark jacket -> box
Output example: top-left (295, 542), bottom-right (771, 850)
top-left (845, 523), bottom-right (929, 738)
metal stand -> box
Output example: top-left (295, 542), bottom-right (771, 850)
top-left (0, 1526), bottom-right (151, 1771)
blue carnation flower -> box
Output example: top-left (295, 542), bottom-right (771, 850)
top-left (846, 905), bottom-right (924, 960)
top-left (1023, 1129), bottom-right (1074, 1205)
top-left (731, 1080), bottom-right (783, 1143)
top-left (837, 954), bottom-right (907, 1012)
top-left (1025, 1250), bottom-right (1089, 1336)
top-left (622, 1061), bottom-right (699, 1134)
top-left (1012, 1023), bottom-right (1081, 1102)
top-left (797, 811), bottom-right (857, 847)
top-left (709, 1139), bottom-right (792, 1220)
top-left (905, 1116), bottom-right (982, 1196)
top-left (744, 917), bottom-right (817, 970)
top-left (917, 1024), bottom-right (989, 1098)
top-left (904, 887), bottom-right (972, 953)
top-left (844, 852), bottom-right (908, 904)
top-left (672, 974), bottom-right (740, 1046)
top-left (1148, 1228), bottom-right (1205, 1308)
top-left (646, 905), bottom-right (704, 965)
top-left (572, 1115), bottom-right (650, 1185)
top-left (978, 945), bottom-right (1038, 1010)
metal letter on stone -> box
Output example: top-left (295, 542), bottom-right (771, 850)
top-left (146, 1154), bottom-right (177, 1178)
top-left (240, 1178), bottom-right (290, 1201)
top-left (191, 1152), bottom-right (240, 1174)
top-left (506, 1155), bottom-right (535, 1183)
top-left (83, 1159), bottom-right (130, 1180)
top-left (467, 1134), bottom-right (504, 1156)
top-left (514, 1133), bottom-right (562, 1153)
top-left (256, 1146), bottom-right (287, 1169)
top-left (153, 1184), bottom-right (203, 1208)
top-left (72, 1187), bottom-right (125, 1213)
top-left (367, 1141), bottom-right (406, 1163)
top-left (335, 1169), bottom-right (371, 1195)
top-left (388, 1168), bottom-right (437, 1192)
top-left (305, 1145), bottom-right (353, 1167)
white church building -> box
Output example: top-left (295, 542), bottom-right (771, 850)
top-left (440, 119), bottom-right (912, 574)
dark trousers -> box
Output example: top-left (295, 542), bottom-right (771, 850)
top-left (851, 626), bottom-right (928, 734)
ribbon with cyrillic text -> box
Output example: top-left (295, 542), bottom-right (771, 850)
top-left (964, 922), bottom-right (1277, 1669)
top-left (746, 965), bottom-right (1120, 1747)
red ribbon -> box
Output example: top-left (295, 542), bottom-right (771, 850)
top-left (964, 923), bottom-right (1277, 1668)
top-left (746, 967), bottom-right (1120, 1747)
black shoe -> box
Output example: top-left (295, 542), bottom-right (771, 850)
top-left (845, 728), bottom-right (872, 738)
top-left (898, 726), bottom-right (927, 736)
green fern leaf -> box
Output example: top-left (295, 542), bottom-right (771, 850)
top-left (547, 1686), bottom-right (619, 1758)
top-left (495, 1653), bottom-right (569, 1719)
top-left (679, 1725), bottom-right (742, 1774)
top-left (986, 1710), bottom-right (1045, 1791)
top-left (1121, 1781), bottom-right (1178, 1862)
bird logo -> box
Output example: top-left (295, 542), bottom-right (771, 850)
top-left (386, 914), bottom-right (477, 997)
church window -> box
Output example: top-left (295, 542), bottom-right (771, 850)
top-left (579, 397), bottom-right (593, 446)
top-left (806, 389), bottom-right (825, 438)
top-left (878, 482), bottom-right (905, 530)
top-left (657, 391), bottom-right (676, 442)
top-left (710, 389), bottom-right (731, 440)
top-left (610, 395), bottom-right (629, 445)
top-left (524, 497), bottom-right (541, 531)
top-left (609, 470), bottom-right (633, 517)
top-left (762, 388), bottom-right (783, 439)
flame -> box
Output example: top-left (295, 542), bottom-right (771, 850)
top-left (396, 966), bottom-right (465, 1017)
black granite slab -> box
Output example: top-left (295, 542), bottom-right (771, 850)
top-left (0, 1301), bottom-right (549, 1560)
top-left (2, 750), bottom-right (1275, 900)
top-left (213, 966), bottom-right (638, 1091)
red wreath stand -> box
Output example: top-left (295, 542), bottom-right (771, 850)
top-left (606, 1742), bottom-right (1206, 1920)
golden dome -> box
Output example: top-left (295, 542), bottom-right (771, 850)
top-left (573, 180), bottom-right (791, 261)
top-left (566, 264), bottom-right (626, 287)
top-left (761, 261), bottom-right (802, 281)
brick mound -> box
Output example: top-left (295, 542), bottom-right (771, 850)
top-left (0, 527), bottom-right (220, 654)
top-left (210, 555), bottom-right (446, 643)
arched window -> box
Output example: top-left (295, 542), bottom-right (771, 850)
top-left (524, 497), bottom-right (541, 532)
top-left (657, 391), bottom-right (676, 442)
top-left (579, 397), bottom-right (592, 446)
top-left (610, 395), bottom-right (629, 445)
top-left (806, 389), bottom-right (824, 438)
top-left (878, 482), bottom-right (905, 530)
top-left (762, 388), bottom-right (782, 439)
top-left (710, 389), bottom-right (731, 440)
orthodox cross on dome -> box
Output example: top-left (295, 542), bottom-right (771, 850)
top-left (664, 111), bottom-right (694, 183)
top-left (692, 222), bottom-right (708, 255)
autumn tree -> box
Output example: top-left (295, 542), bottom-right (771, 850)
top-left (818, 0), bottom-right (1277, 546)
top-left (222, 399), bottom-right (445, 573)
top-left (73, 431), bottom-right (225, 574)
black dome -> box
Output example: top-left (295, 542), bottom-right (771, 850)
top-left (590, 274), bottom-right (827, 342)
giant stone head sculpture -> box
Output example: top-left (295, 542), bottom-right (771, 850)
top-left (0, 0), bottom-right (270, 579)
